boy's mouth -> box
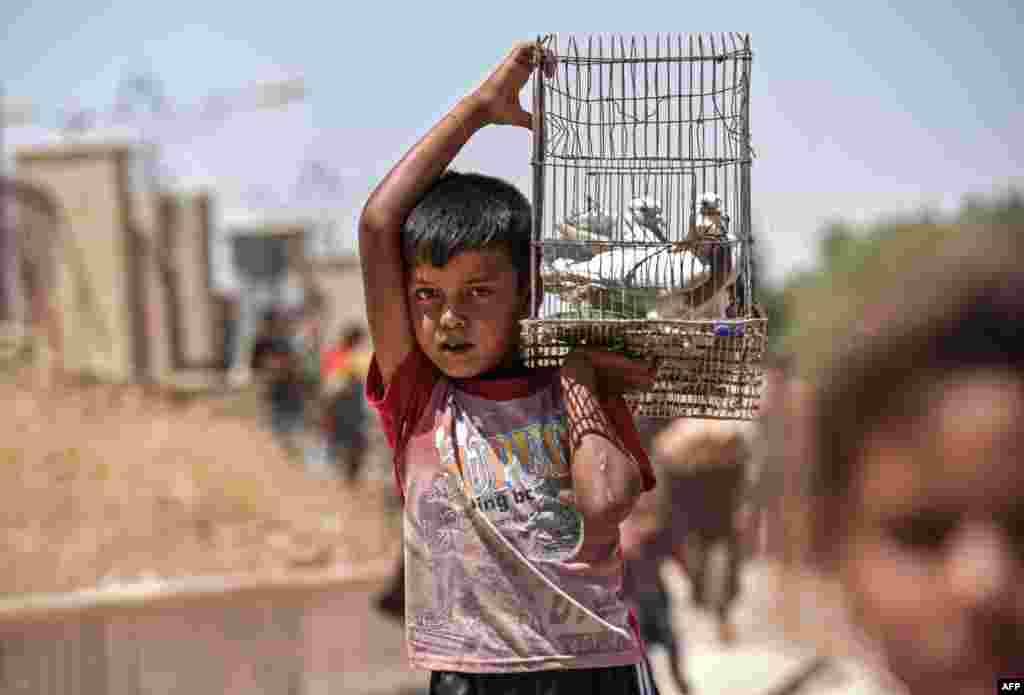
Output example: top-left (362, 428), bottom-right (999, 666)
top-left (439, 341), bottom-right (473, 354)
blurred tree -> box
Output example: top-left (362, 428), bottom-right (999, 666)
top-left (959, 188), bottom-right (1024, 225)
top-left (769, 188), bottom-right (1022, 369)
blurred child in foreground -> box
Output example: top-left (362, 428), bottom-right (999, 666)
top-left (805, 221), bottom-right (1024, 695)
top-left (359, 42), bottom-right (661, 694)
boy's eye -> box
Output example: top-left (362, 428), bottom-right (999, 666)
top-left (469, 287), bottom-right (494, 298)
top-left (413, 288), bottom-right (438, 301)
top-left (886, 512), bottom-right (958, 553)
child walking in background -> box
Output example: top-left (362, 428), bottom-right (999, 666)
top-left (359, 42), bottom-right (662, 694)
top-left (620, 418), bottom-right (753, 693)
top-left (647, 419), bottom-right (752, 645)
top-left (619, 421), bottom-right (692, 695)
top-left (804, 221), bottom-right (1024, 695)
top-left (249, 308), bottom-right (305, 459)
top-left (320, 323), bottom-right (371, 482)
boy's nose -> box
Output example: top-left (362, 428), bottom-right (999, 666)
top-left (946, 521), bottom-right (1017, 610)
top-left (439, 305), bottom-right (467, 330)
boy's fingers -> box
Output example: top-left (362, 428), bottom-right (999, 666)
top-left (511, 107), bottom-right (533, 130)
top-left (541, 48), bottom-right (557, 78)
top-left (510, 42), bottom-right (535, 68)
top-left (504, 42), bottom-right (539, 82)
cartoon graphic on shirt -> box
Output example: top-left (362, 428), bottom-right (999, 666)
top-left (433, 394), bottom-right (583, 562)
top-left (524, 478), bottom-right (583, 559)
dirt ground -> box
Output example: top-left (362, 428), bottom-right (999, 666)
top-left (0, 368), bottom-right (402, 597)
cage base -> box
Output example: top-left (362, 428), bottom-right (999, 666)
top-left (521, 318), bottom-right (766, 420)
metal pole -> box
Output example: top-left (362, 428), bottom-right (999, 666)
top-left (739, 36), bottom-right (755, 314)
top-left (530, 37), bottom-right (547, 319)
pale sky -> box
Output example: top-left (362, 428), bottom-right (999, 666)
top-left (2, 0), bottom-right (1021, 289)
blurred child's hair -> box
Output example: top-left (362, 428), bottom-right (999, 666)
top-left (808, 222), bottom-right (1024, 564)
top-left (651, 419), bottom-right (753, 526)
top-left (653, 419), bottom-right (752, 475)
top-left (402, 171), bottom-right (533, 287)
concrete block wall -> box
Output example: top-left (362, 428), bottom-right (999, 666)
top-left (13, 144), bottom-right (227, 384)
top-left (305, 256), bottom-right (366, 343)
top-left (172, 192), bottom-right (219, 368)
top-left (16, 144), bottom-right (140, 383)
top-left (129, 189), bottom-right (174, 383)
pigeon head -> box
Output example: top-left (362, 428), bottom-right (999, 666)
top-left (628, 196), bottom-right (662, 216)
top-left (699, 192), bottom-right (722, 211)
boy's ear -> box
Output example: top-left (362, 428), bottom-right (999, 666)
top-left (518, 284), bottom-right (531, 317)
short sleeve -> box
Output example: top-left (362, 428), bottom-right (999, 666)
top-left (365, 348), bottom-right (439, 497)
top-left (601, 396), bottom-right (657, 492)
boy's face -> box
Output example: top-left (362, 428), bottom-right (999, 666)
top-left (838, 372), bottom-right (1024, 695)
top-left (408, 246), bottom-right (528, 379)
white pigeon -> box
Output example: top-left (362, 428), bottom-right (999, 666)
top-left (560, 197), bottom-right (618, 240)
top-left (625, 196), bottom-right (669, 243)
top-left (546, 247), bottom-right (703, 289)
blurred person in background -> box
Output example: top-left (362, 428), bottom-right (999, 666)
top-left (293, 304), bottom-right (332, 476)
top-left (805, 221), bottom-right (1024, 695)
top-left (249, 307), bottom-right (305, 459)
top-left (650, 418), bottom-right (754, 646)
top-left (740, 352), bottom-right (797, 559)
top-left (620, 420), bottom-right (693, 694)
top-left (320, 323), bottom-right (371, 483)
top-left (739, 353), bottom-right (818, 643)
top-left (294, 303), bottom-right (326, 397)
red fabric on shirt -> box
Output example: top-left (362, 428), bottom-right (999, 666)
top-left (365, 349), bottom-right (655, 501)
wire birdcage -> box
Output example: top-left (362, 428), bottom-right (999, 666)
top-left (521, 33), bottom-right (766, 420)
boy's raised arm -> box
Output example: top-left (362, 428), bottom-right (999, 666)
top-left (358, 43), bottom-right (545, 386)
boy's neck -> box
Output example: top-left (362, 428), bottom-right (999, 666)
top-left (467, 358), bottom-right (530, 381)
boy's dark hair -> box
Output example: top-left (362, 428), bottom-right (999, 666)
top-left (807, 222), bottom-right (1024, 564)
top-left (402, 171), bottom-right (533, 288)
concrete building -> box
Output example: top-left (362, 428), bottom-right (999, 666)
top-left (170, 191), bottom-right (219, 369)
top-left (13, 142), bottom-right (224, 384)
top-left (9, 139), bottom-right (365, 387)
top-left (304, 255), bottom-right (366, 342)
top-left (16, 143), bottom-right (148, 382)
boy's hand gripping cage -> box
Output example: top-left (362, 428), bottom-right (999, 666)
top-left (521, 34), bottom-right (766, 420)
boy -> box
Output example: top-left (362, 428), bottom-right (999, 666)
top-left (359, 43), bottom-right (660, 693)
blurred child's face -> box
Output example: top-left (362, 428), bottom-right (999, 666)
top-left (838, 371), bottom-right (1024, 695)
top-left (408, 246), bottom-right (528, 379)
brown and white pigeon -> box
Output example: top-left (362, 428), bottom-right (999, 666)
top-left (674, 191), bottom-right (730, 265)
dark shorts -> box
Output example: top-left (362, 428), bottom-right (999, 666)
top-left (633, 589), bottom-right (677, 651)
top-left (268, 402), bottom-right (304, 439)
top-left (429, 663), bottom-right (659, 695)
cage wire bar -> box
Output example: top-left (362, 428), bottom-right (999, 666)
top-left (521, 33), bottom-right (766, 420)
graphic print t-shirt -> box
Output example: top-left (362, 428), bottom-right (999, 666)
top-left (367, 349), bottom-right (656, 673)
